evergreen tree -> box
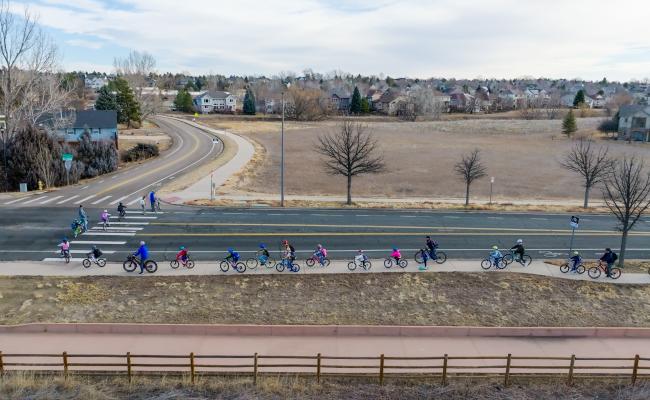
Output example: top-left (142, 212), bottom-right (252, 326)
top-left (243, 88), bottom-right (256, 115)
top-left (360, 97), bottom-right (370, 114)
top-left (107, 78), bottom-right (141, 126)
top-left (174, 89), bottom-right (194, 113)
top-left (350, 87), bottom-right (362, 114)
top-left (573, 90), bottom-right (586, 107)
top-left (95, 86), bottom-right (118, 112)
top-left (562, 109), bottom-right (577, 137)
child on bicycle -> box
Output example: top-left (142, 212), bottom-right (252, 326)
top-left (391, 247), bottom-right (402, 263)
top-left (511, 239), bottom-right (525, 265)
top-left (425, 236), bottom-right (438, 259)
top-left (258, 243), bottom-right (270, 265)
top-left (225, 248), bottom-right (240, 265)
top-left (176, 246), bottom-right (189, 265)
top-left (570, 251), bottom-right (582, 273)
top-left (117, 202), bottom-right (126, 217)
top-left (489, 246), bottom-right (503, 266)
top-left (355, 250), bottom-right (368, 264)
top-left (87, 245), bottom-right (103, 262)
top-left (71, 219), bottom-right (83, 237)
top-left (314, 244), bottom-right (327, 265)
top-left (100, 209), bottom-right (110, 227)
top-left (418, 248), bottom-right (430, 271)
top-left (58, 237), bottom-right (70, 257)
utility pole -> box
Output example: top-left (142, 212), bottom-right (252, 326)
top-left (489, 176), bottom-right (494, 204)
top-left (281, 90), bottom-right (285, 207)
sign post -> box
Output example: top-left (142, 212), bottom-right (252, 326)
top-left (568, 216), bottom-right (579, 257)
top-left (62, 153), bottom-right (73, 186)
top-left (489, 177), bottom-right (495, 205)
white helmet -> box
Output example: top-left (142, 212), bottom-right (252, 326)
top-left (140, 241), bottom-right (145, 245)
top-left (103, 209), bottom-right (108, 213)
top-left (516, 239), bottom-right (523, 244)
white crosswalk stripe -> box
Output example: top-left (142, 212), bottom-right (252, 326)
top-left (52, 250), bottom-right (116, 254)
top-left (109, 215), bottom-right (157, 220)
top-left (20, 196), bottom-right (46, 205)
top-left (57, 195), bottom-right (80, 204)
top-left (71, 241), bottom-right (126, 245)
top-left (90, 226), bottom-right (143, 231)
top-left (81, 232), bottom-right (136, 236)
top-left (113, 195), bottom-right (130, 205)
top-left (4, 197), bottom-right (27, 205)
top-left (43, 258), bottom-right (85, 262)
top-left (125, 210), bottom-right (164, 214)
top-left (126, 197), bottom-right (142, 206)
top-left (110, 221), bottom-right (149, 225)
top-left (40, 196), bottom-right (63, 204)
top-left (91, 195), bottom-right (112, 205)
top-left (77, 195), bottom-right (97, 204)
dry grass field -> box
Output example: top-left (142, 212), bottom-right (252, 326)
top-left (200, 116), bottom-right (649, 202)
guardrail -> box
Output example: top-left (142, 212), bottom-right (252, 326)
top-left (0, 352), bottom-right (648, 386)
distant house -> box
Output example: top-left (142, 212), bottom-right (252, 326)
top-left (52, 110), bottom-right (118, 146)
top-left (449, 92), bottom-right (478, 113)
top-left (618, 105), bottom-right (650, 142)
top-left (85, 76), bottom-right (107, 90)
top-left (192, 91), bottom-right (237, 113)
top-left (365, 89), bottom-right (383, 109)
top-left (330, 92), bottom-right (351, 113)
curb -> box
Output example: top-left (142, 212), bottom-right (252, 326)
top-left (2, 323), bottom-right (649, 338)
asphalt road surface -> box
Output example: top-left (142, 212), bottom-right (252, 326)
top-left (0, 116), bottom-right (222, 209)
top-left (1, 205), bottom-right (649, 262)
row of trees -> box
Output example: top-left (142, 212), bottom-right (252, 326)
top-left (95, 78), bottom-right (142, 127)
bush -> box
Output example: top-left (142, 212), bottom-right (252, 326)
top-left (122, 143), bottom-right (159, 162)
top-left (598, 118), bottom-right (618, 133)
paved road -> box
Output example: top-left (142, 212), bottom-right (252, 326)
top-left (0, 116), bottom-right (222, 209)
top-left (1, 205), bottom-right (650, 262)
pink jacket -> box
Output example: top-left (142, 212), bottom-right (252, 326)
top-left (391, 250), bottom-right (401, 259)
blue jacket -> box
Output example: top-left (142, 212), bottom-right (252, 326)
top-left (134, 244), bottom-right (149, 260)
top-left (149, 192), bottom-right (156, 203)
top-left (600, 251), bottom-right (616, 263)
top-left (79, 208), bottom-right (87, 220)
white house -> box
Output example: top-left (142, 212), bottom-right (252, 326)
top-left (85, 76), bottom-right (107, 90)
top-left (618, 105), bottom-right (650, 142)
top-left (192, 91), bottom-right (237, 114)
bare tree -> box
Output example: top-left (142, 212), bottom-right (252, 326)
top-left (560, 139), bottom-right (613, 208)
top-left (315, 121), bottom-right (385, 205)
top-left (454, 149), bottom-right (487, 206)
top-left (0, 0), bottom-right (67, 188)
top-left (114, 50), bottom-right (160, 121)
top-left (285, 87), bottom-right (329, 121)
top-left (602, 157), bottom-right (650, 268)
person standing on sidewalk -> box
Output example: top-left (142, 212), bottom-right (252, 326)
top-left (78, 205), bottom-right (88, 231)
top-left (149, 190), bottom-right (156, 212)
top-left (139, 196), bottom-right (146, 215)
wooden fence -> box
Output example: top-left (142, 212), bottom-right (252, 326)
top-left (0, 351), bottom-right (648, 386)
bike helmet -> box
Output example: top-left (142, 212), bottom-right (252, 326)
top-left (103, 209), bottom-right (107, 213)
top-left (605, 248), bottom-right (611, 251)
top-left (317, 244), bottom-right (322, 249)
top-left (426, 235), bottom-right (431, 239)
top-left (227, 247), bottom-right (234, 253)
top-left (62, 237), bottom-right (68, 242)
top-left (358, 249), bottom-right (364, 253)
top-left (573, 251), bottom-right (579, 255)
top-left (259, 243), bottom-right (266, 249)
top-left (92, 245), bottom-right (97, 250)
top-left (492, 245), bottom-right (498, 250)
top-left (282, 240), bottom-right (288, 246)
top-left (140, 241), bottom-right (145, 246)
top-left (392, 247), bottom-right (398, 251)
top-left (516, 239), bottom-right (523, 244)
top-left (179, 246), bottom-right (185, 250)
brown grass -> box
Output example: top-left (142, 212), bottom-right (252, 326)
top-left (1, 372), bottom-right (648, 400)
top-left (1, 274), bottom-right (649, 327)
top-left (204, 117), bottom-right (649, 202)
top-left (545, 259), bottom-right (650, 274)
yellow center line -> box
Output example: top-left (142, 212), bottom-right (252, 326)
top-left (139, 231), bottom-right (646, 237)
top-left (95, 123), bottom-right (201, 196)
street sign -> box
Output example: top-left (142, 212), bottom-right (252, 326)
top-left (64, 160), bottom-right (72, 171)
top-left (62, 153), bottom-right (73, 161)
top-left (570, 216), bottom-right (579, 228)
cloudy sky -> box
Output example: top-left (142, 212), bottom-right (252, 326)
top-left (12, 0), bottom-right (650, 81)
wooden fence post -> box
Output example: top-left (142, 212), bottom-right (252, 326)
top-left (379, 354), bottom-right (385, 386)
top-left (189, 353), bottom-right (196, 384)
top-left (62, 351), bottom-right (69, 380)
top-left (316, 353), bottom-right (321, 384)
top-left (567, 354), bottom-right (575, 386)
top-left (504, 353), bottom-right (512, 387)
top-left (126, 352), bottom-right (132, 383)
top-left (441, 354), bottom-right (448, 385)
top-left (0, 351), bottom-right (4, 376)
top-left (632, 354), bottom-right (640, 385)
top-left (253, 353), bottom-right (258, 385)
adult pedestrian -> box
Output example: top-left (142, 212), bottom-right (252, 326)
top-left (78, 205), bottom-right (88, 231)
top-left (599, 248), bottom-right (618, 278)
top-left (149, 191), bottom-right (156, 212)
top-left (139, 195), bottom-right (146, 215)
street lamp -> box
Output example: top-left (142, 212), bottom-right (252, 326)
top-left (489, 176), bottom-right (495, 205)
top-left (280, 82), bottom-right (290, 207)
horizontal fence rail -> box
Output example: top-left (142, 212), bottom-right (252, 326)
top-left (0, 351), bottom-right (648, 386)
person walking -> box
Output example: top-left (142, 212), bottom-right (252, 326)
top-left (139, 196), bottom-right (146, 215)
top-left (78, 205), bottom-right (88, 231)
top-left (149, 191), bottom-right (156, 212)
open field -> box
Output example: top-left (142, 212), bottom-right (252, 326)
top-left (2, 273), bottom-right (649, 327)
top-left (118, 120), bottom-right (172, 152)
top-left (199, 117), bottom-right (649, 202)
top-left (1, 374), bottom-right (648, 400)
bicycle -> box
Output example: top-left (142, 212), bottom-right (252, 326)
top-left (502, 250), bottom-right (532, 266)
top-left (123, 255), bottom-right (158, 273)
top-left (83, 256), bottom-right (106, 268)
top-left (246, 254), bottom-right (276, 269)
top-left (348, 257), bottom-right (372, 271)
top-left (414, 249), bottom-right (447, 264)
top-left (588, 260), bottom-right (621, 279)
top-left (306, 252), bottom-right (330, 267)
top-left (101, 218), bottom-right (110, 231)
top-left (481, 257), bottom-right (506, 270)
top-left (559, 261), bottom-right (585, 274)
top-left (60, 249), bottom-right (70, 264)
top-left (170, 256), bottom-right (195, 269)
top-left (219, 258), bottom-right (246, 273)
top-left (275, 258), bottom-right (300, 273)
top-left (384, 257), bottom-right (408, 269)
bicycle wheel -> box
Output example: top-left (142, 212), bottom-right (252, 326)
top-left (481, 259), bottom-right (492, 270)
top-left (576, 265), bottom-right (585, 274)
top-left (347, 261), bottom-right (357, 271)
top-left (306, 258), bottom-right (316, 267)
top-left (219, 261), bottom-right (230, 272)
top-left (264, 257), bottom-right (276, 268)
top-left (170, 260), bottom-right (180, 269)
top-left (588, 266), bottom-right (601, 279)
top-left (323, 258), bottom-right (331, 267)
top-left (363, 260), bottom-right (372, 270)
top-left (144, 260), bottom-right (158, 273)
top-left (97, 258), bottom-right (106, 267)
top-left (502, 253), bottom-right (514, 265)
top-left (559, 263), bottom-right (570, 273)
top-left (496, 259), bottom-right (507, 269)
top-left (414, 250), bottom-right (424, 263)
top-left (123, 260), bottom-right (137, 272)
top-left (522, 255), bottom-right (532, 266)
top-left (246, 258), bottom-right (258, 269)
top-left (186, 260), bottom-right (195, 269)
top-left (399, 259), bottom-right (408, 268)
top-left (64, 253), bottom-right (70, 263)
top-left (291, 262), bottom-right (300, 273)
top-left (275, 262), bottom-right (285, 272)
top-left (82, 259), bottom-right (91, 268)
top-left (235, 262), bottom-right (247, 273)
top-left (383, 258), bottom-right (393, 269)
top-left (610, 268), bottom-right (622, 279)
top-left (435, 251), bottom-right (447, 264)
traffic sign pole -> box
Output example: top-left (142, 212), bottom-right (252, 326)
top-left (568, 216), bottom-right (580, 258)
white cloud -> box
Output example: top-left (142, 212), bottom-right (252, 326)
top-left (65, 39), bottom-right (103, 49)
top-left (18, 0), bottom-right (650, 80)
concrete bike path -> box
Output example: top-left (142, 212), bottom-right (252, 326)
top-left (3, 259), bottom-right (649, 284)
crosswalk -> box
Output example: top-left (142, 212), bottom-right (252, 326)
top-left (45, 213), bottom-right (160, 263)
top-left (2, 193), bottom-right (160, 208)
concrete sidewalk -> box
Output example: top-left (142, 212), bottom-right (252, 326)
top-left (4, 259), bottom-right (649, 284)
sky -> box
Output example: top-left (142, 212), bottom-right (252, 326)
top-left (11, 0), bottom-right (650, 81)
